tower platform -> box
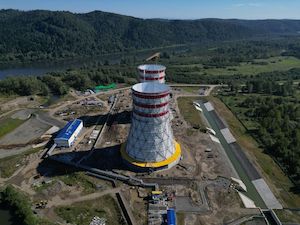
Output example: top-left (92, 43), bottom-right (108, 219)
top-left (121, 141), bottom-right (181, 171)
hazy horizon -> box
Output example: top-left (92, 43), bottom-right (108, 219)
top-left (1, 8), bottom-right (300, 21)
top-left (0, 0), bottom-right (300, 20)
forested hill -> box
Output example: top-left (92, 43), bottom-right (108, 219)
top-left (1, 9), bottom-right (300, 62)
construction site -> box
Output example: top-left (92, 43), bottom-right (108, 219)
top-left (0, 53), bottom-right (285, 225)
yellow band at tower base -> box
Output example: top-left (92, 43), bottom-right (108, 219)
top-left (121, 141), bottom-right (181, 168)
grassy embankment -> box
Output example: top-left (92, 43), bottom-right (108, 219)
top-left (177, 212), bottom-right (185, 225)
top-left (177, 97), bottom-right (205, 129)
top-left (55, 195), bottom-right (126, 225)
top-left (34, 171), bottom-right (107, 194)
top-left (205, 95), bottom-right (300, 220)
top-left (0, 147), bottom-right (42, 178)
top-left (34, 172), bottom-right (112, 194)
top-left (58, 172), bottom-right (98, 194)
top-left (274, 209), bottom-right (300, 223)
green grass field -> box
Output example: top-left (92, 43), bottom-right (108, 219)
top-left (179, 86), bottom-right (200, 93)
top-left (171, 56), bottom-right (300, 76)
top-left (58, 172), bottom-right (97, 194)
top-left (177, 97), bottom-right (205, 129)
top-left (206, 56), bottom-right (300, 76)
top-left (206, 95), bottom-right (300, 209)
top-left (0, 117), bottom-right (26, 138)
top-left (55, 195), bottom-right (126, 225)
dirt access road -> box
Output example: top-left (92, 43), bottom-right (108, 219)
top-left (47, 187), bottom-right (122, 207)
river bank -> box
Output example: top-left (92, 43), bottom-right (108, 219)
top-left (0, 204), bottom-right (14, 225)
top-left (0, 44), bottom-right (189, 79)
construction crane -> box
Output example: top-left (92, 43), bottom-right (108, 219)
top-left (146, 52), bottom-right (160, 63)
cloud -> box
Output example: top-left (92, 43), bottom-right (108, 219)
top-left (233, 2), bottom-right (263, 7)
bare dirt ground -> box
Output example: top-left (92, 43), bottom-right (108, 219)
top-left (122, 187), bottom-right (148, 225)
top-left (198, 186), bottom-right (260, 225)
top-left (0, 95), bottom-right (44, 117)
top-left (53, 97), bottom-right (109, 122)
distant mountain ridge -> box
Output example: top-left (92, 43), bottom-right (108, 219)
top-left (0, 9), bottom-right (300, 62)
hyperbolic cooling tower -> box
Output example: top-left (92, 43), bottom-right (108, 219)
top-left (138, 64), bottom-right (166, 83)
top-left (121, 82), bottom-right (181, 170)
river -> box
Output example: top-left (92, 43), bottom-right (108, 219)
top-left (0, 53), bottom-right (137, 79)
top-left (0, 45), bottom-right (190, 79)
top-left (0, 54), bottom-right (122, 79)
top-left (0, 57), bottom-right (92, 79)
top-left (0, 208), bottom-right (14, 225)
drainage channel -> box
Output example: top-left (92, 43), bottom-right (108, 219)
top-left (199, 100), bottom-right (266, 208)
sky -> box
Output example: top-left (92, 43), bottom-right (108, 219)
top-left (0, 0), bottom-right (300, 20)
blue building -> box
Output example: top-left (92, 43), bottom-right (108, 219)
top-left (54, 119), bottom-right (83, 147)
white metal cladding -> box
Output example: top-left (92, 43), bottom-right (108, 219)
top-left (138, 64), bottom-right (166, 84)
top-left (126, 82), bottom-right (176, 162)
top-left (126, 116), bottom-right (175, 162)
top-left (54, 122), bottom-right (83, 147)
top-left (132, 82), bottom-right (169, 93)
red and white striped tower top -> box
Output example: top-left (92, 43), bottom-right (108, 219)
top-left (132, 83), bottom-right (170, 121)
top-left (137, 64), bottom-right (166, 84)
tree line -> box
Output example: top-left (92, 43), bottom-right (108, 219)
top-left (1, 63), bottom-right (300, 97)
top-left (239, 96), bottom-right (300, 184)
top-left (0, 185), bottom-right (38, 225)
top-left (0, 65), bottom-right (136, 96)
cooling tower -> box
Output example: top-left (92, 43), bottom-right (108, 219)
top-left (121, 82), bottom-right (181, 171)
top-left (138, 64), bottom-right (166, 83)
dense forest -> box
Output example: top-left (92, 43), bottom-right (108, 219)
top-left (242, 95), bottom-right (300, 183)
top-left (1, 9), bottom-right (300, 63)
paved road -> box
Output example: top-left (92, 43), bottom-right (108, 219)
top-left (47, 84), bottom-right (222, 118)
top-left (35, 111), bottom-right (65, 127)
top-left (198, 100), bottom-right (266, 208)
top-left (202, 101), bottom-right (282, 209)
